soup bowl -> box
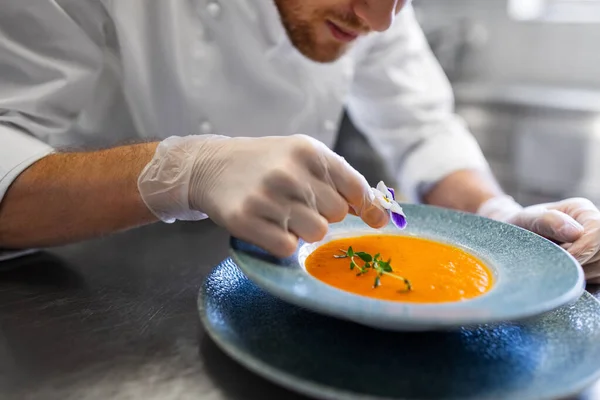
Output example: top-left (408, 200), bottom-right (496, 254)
top-left (229, 204), bottom-right (585, 331)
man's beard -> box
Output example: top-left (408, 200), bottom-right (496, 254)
top-left (274, 0), bottom-right (369, 63)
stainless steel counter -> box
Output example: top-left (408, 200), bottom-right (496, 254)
top-left (0, 220), bottom-right (599, 400)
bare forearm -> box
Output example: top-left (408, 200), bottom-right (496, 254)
top-left (0, 143), bottom-right (159, 249)
top-left (422, 169), bottom-right (505, 214)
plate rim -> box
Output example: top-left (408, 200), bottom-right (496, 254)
top-left (229, 206), bottom-right (585, 329)
top-left (231, 247), bottom-right (585, 329)
top-left (198, 268), bottom-right (600, 400)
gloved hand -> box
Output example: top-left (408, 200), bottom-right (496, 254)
top-left (477, 195), bottom-right (600, 283)
top-left (138, 134), bottom-right (388, 257)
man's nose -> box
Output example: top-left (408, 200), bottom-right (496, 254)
top-left (353, 0), bottom-right (404, 32)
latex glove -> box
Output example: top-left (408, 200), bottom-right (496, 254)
top-left (477, 195), bottom-right (600, 283)
top-left (138, 134), bottom-right (388, 257)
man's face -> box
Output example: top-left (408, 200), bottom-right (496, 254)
top-left (274, 0), bottom-right (407, 63)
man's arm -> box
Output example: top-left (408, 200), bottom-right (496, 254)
top-left (0, 2), bottom-right (144, 250)
top-left (422, 169), bottom-right (504, 213)
top-left (0, 144), bottom-right (159, 249)
top-left (347, 6), bottom-right (493, 205)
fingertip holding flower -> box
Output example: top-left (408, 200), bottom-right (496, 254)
top-left (373, 181), bottom-right (407, 229)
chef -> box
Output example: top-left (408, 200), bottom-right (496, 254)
top-left (1, 0), bottom-right (599, 281)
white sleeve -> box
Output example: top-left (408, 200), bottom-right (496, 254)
top-left (347, 6), bottom-right (490, 203)
top-left (0, 0), bottom-right (103, 203)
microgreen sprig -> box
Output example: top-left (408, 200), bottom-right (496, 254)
top-left (334, 247), bottom-right (411, 292)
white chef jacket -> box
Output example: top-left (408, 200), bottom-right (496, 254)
top-left (0, 0), bottom-right (488, 209)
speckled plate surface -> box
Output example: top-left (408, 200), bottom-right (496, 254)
top-left (230, 204), bottom-right (585, 331)
top-left (199, 259), bottom-right (600, 400)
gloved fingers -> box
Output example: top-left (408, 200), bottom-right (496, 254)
top-left (564, 225), bottom-right (600, 265)
top-left (322, 160), bottom-right (390, 229)
top-left (262, 165), bottom-right (318, 210)
top-left (546, 197), bottom-right (599, 217)
top-left (563, 240), bottom-right (600, 268)
top-left (582, 259), bottom-right (600, 282)
top-left (241, 187), bottom-right (329, 244)
top-left (230, 216), bottom-right (299, 258)
top-left (300, 168), bottom-right (387, 229)
top-left (517, 197), bottom-right (600, 266)
top-left (262, 176), bottom-right (348, 232)
top-left (319, 147), bottom-right (367, 204)
top-left (321, 151), bottom-right (388, 228)
top-left (548, 202), bottom-right (600, 265)
top-left (309, 177), bottom-right (349, 223)
top-left (242, 191), bottom-right (289, 225)
top-left (287, 202), bottom-right (329, 243)
top-left (561, 242), bottom-right (573, 251)
top-left (586, 249), bottom-right (600, 265)
top-left (295, 135), bottom-right (388, 228)
top-left (346, 185), bottom-right (394, 228)
top-left (509, 209), bottom-right (584, 244)
top-left (358, 200), bottom-right (390, 229)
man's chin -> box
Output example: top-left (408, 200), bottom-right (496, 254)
top-left (295, 42), bottom-right (350, 63)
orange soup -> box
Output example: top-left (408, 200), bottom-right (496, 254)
top-left (304, 235), bottom-right (494, 303)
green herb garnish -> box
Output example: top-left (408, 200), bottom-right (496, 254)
top-left (334, 247), bottom-right (412, 292)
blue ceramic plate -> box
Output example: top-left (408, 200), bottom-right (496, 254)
top-left (199, 259), bottom-right (600, 400)
top-left (229, 204), bottom-right (585, 331)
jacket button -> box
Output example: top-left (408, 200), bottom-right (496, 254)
top-left (324, 120), bottom-right (337, 132)
top-left (200, 121), bottom-right (213, 134)
top-left (206, 2), bottom-right (221, 18)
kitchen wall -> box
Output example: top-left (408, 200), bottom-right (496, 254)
top-left (414, 0), bottom-right (600, 206)
top-left (414, 0), bottom-right (600, 88)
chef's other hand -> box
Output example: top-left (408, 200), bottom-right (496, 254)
top-left (478, 196), bottom-right (600, 282)
top-left (138, 134), bottom-right (388, 258)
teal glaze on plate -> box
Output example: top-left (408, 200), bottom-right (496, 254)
top-left (229, 204), bottom-right (585, 330)
top-left (199, 259), bottom-right (600, 400)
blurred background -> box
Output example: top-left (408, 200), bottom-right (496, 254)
top-left (335, 0), bottom-right (600, 206)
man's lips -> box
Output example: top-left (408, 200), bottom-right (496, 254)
top-left (326, 20), bottom-right (359, 43)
